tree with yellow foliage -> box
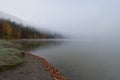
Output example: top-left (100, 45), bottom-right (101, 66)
top-left (1, 20), bottom-right (13, 39)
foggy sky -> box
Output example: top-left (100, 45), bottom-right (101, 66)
top-left (0, 0), bottom-right (120, 38)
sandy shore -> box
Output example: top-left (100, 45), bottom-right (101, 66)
top-left (0, 52), bottom-right (69, 80)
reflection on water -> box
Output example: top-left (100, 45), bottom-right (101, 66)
top-left (12, 39), bottom-right (120, 80)
top-left (13, 39), bottom-right (63, 51)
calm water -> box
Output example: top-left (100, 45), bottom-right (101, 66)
top-left (14, 39), bottom-right (120, 80)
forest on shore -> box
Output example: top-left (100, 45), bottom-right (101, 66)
top-left (0, 19), bottom-right (63, 39)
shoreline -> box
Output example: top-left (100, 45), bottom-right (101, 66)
top-left (0, 40), bottom-right (69, 80)
top-left (26, 52), bottom-right (69, 80)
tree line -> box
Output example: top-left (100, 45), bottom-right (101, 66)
top-left (0, 19), bottom-right (63, 39)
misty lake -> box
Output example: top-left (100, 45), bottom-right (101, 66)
top-left (14, 39), bottom-right (120, 80)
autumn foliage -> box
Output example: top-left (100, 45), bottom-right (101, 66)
top-left (0, 19), bottom-right (62, 39)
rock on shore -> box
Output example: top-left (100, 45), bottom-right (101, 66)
top-left (0, 40), bottom-right (23, 71)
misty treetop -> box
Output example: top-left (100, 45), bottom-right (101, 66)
top-left (0, 19), bottom-right (63, 39)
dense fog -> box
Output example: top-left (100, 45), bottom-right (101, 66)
top-left (0, 0), bottom-right (120, 39)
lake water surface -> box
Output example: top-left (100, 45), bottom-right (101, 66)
top-left (14, 39), bottom-right (120, 80)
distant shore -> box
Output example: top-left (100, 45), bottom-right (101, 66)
top-left (0, 40), bottom-right (68, 80)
